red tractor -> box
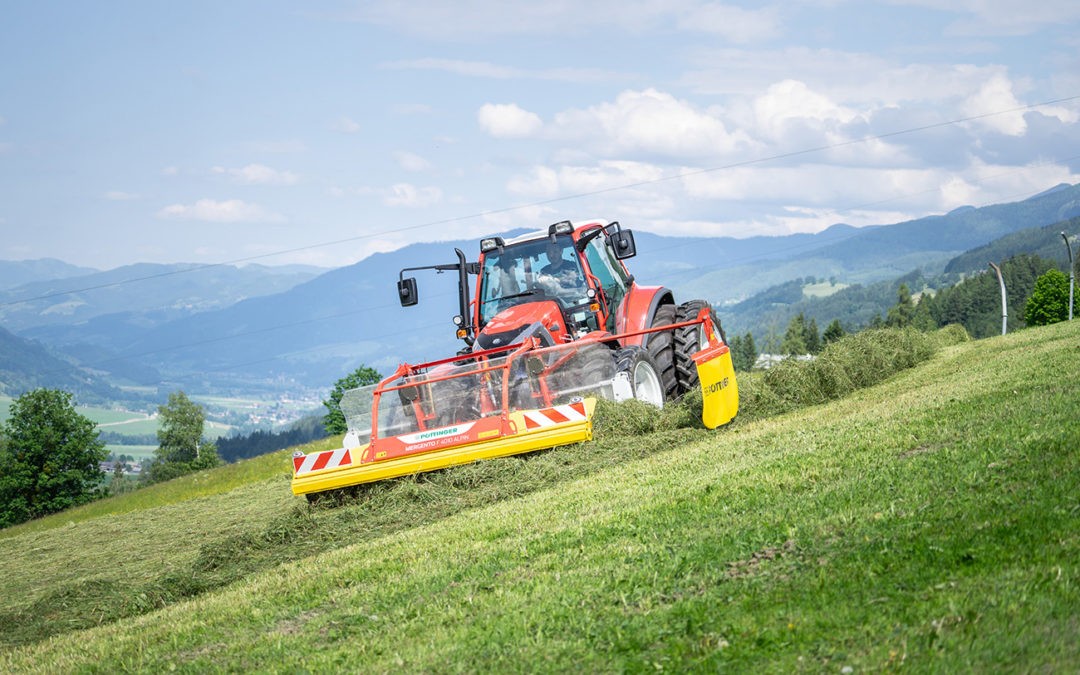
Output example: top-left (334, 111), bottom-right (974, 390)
top-left (291, 220), bottom-right (737, 497)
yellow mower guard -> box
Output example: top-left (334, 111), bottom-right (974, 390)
top-left (693, 342), bottom-right (739, 429)
top-left (291, 399), bottom-right (596, 495)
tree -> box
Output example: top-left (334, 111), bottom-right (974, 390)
top-left (740, 331), bottom-right (758, 371)
top-left (728, 332), bottom-right (758, 372)
top-left (885, 283), bottom-right (916, 328)
top-left (822, 319), bottom-right (845, 345)
top-left (324, 365), bottom-right (382, 434)
top-left (912, 294), bottom-right (937, 331)
top-left (804, 317), bottom-right (821, 355)
top-left (728, 334), bottom-right (744, 370)
top-left (781, 313), bottom-right (809, 356)
top-left (145, 391), bottom-right (220, 483)
top-left (1024, 268), bottom-right (1073, 326)
top-left (0, 389), bottom-right (107, 528)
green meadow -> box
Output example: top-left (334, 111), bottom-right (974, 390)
top-left (0, 321), bottom-right (1076, 672)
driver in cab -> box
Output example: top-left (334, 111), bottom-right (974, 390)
top-left (537, 239), bottom-right (586, 301)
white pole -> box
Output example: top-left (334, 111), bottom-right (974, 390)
top-left (1063, 232), bottom-right (1075, 322)
top-left (989, 262), bottom-right (1007, 336)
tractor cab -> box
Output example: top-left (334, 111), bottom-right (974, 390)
top-left (475, 221), bottom-right (637, 347)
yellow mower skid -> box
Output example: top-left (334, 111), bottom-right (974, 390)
top-left (292, 399), bottom-right (596, 495)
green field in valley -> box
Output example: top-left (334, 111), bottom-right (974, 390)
top-left (0, 321), bottom-right (1077, 671)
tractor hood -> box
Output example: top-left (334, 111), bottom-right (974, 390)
top-left (476, 300), bottom-right (568, 351)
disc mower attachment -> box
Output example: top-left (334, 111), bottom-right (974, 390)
top-left (290, 313), bottom-right (739, 498)
top-left (291, 341), bottom-right (615, 497)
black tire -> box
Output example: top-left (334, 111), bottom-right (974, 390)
top-left (614, 346), bottom-right (665, 408)
top-left (547, 344), bottom-right (614, 405)
top-left (644, 303), bottom-right (678, 401)
top-left (673, 300), bottom-right (725, 396)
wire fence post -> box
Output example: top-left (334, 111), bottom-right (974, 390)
top-left (989, 262), bottom-right (1007, 336)
top-left (1063, 232), bottom-right (1075, 322)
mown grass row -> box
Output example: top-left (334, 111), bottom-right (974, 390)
top-left (0, 326), bottom-right (972, 651)
top-left (1, 320), bottom-right (1076, 671)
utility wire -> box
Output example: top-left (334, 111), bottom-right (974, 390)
top-left (4, 93), bottom-right (1078, 310)
top-left (23, 153), bottom-right (1080, 379)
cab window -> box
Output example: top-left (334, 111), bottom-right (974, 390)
top-left (582, 234), bottom-right (631, 329)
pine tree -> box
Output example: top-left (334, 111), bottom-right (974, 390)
top-left (781, 314), bottom-right (809, 356)
top-left (822, 319), bottom-right (845, 345)
top-left (804, 317), bottom-right (821, 354)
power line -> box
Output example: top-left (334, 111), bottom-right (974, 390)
top-left (20, 154), bottom-right (1080, 380)
top-left (5, 93), bottom-right (1078, 310)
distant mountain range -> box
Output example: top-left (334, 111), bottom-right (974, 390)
top-left (2, 183), bottom-right (1079, 402)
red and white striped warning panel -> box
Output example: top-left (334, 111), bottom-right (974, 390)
top-left (293, 448), bottom-right (353, 475)
top-left (521, 401), bottom-right (588, 430)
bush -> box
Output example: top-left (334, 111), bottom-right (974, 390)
top-left (737, 326), bottom-right (950, 421)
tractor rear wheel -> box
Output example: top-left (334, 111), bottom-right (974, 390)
top-left (645, 303), bottom-right (678, 401)
top-left (673, 300), bottom-right (725, 396)
top-left (614, 346), bottom-right (665, 408)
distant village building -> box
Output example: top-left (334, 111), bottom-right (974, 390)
top-left (753, 353), bottom-right (815, 370)
top-left (100, 460), bottom-right (142, 475)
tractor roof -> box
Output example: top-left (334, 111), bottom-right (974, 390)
top-left (500, 219), bottom-right (607, 246)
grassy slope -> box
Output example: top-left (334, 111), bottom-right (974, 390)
top-left (2, 321), bottom-right (1078, 672)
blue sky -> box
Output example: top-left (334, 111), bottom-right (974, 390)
top-left (2, 0), bottom-right (1079, 269)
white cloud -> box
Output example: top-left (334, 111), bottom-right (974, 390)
top-left (330, 116), bottom-right (361, 133)
top-left (213, 163), bottom-right (300, 186)
top-left (675, 3), bottom-right (781, 43)
top-left (104, 191), bottom-right (140, 201)
top-left (395, 151), bottom-right (432, 172)
top-left (477, 103), bottom-right (543, 138)
top-left (506, 161), bottom-right (667, 198)
top-left (750, 79), bottom-right (861, 142)
top-left (383, 183), bottom-right (443, 207)
top-left (161, 166), bottom-right (179, 176)
top-left (891, 0), bottom-right (1080, 36)
top-left (960, 73), bottom-right (1026, 135)
top-left (549, 89), bottom-right (755, 160)
top-left (156, 199), bottom-right (285, 223)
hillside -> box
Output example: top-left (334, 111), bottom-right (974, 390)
top-left (1, 320), bottom-right (1077, 671)
top-left (8, 184), bottom-right (1080, 397)
top-left (0, 325), bottom-right (121, 403)
top-left (945, 216), bottom-right (1080, 274)
top-left (1, 262), bottom-right (322, 335)
top-left (0, 258), bottom-right (97, 290)
top-left (722, 215), bottom-right (1080, 340)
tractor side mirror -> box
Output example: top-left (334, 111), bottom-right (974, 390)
top-left (611, 229), bottom-right (636, 259)
top-left (398, 277), bottom-right (418, 307)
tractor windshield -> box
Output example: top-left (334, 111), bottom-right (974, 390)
top-left (479, 234), bottom-right (589, 325)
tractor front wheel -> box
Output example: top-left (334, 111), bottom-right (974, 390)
top-left (614, 346), bottom-right (665, 408)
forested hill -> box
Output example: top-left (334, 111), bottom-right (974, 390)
top-left (945, 216), bottom-right (1080, 274)
top-left (0, 325), bottom-right (120, 403)
top-left (722, 215), bottom-right (1079, 341)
